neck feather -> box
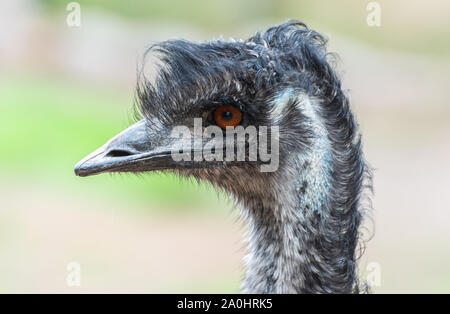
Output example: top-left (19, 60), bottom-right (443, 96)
top-left (241, 95), bottom-right (364, 293)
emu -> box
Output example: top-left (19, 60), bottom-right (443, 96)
top-left (74, 21), bottom-right (371, 293)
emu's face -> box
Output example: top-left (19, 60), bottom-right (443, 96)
top-left (73, 76), bottom-right (284, 178)
top-left (74, 46), bottom-right (281, 179)
top-left (75, 22), bottom-right (328, 188)
top-left (73, 102), bottom-right (273, 177)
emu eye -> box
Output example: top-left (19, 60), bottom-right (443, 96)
top-left (213, 105), bottom-right (242, 129)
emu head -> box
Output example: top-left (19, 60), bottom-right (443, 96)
top-left (74, 21), bottom-right (368, 294)
top-left (74, 21), bottom-right (349, 205)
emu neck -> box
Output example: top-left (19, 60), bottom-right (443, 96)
top-left (241, 156), bottom-right (358, 294)
top-left (241, 97), bottom-right (360, 294)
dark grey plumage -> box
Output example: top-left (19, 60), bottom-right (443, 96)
top-left (75, 20), bottom-right (372, 293)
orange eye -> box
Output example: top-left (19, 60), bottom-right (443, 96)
top-left (214, 105), bottom-right (242, 129)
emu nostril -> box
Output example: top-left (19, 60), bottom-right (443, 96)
top-left (106, 149), bottom-right (134, 157)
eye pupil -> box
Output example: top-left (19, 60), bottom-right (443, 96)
top-left (213, 105), bottom-right (242, 129)
top-left (221, 111), bottom-right (233, 121)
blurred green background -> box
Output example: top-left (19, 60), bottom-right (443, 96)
top-left (1, 0), bottom-right (449, 293)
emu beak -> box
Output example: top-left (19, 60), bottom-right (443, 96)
top-left (74, 120), bottom-right (174, 177)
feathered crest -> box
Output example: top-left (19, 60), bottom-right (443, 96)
top-left (134, 20), bottom-right (342, 125)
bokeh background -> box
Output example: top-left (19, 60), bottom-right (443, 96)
top-left (1, 0), bottom-right (449, 293)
